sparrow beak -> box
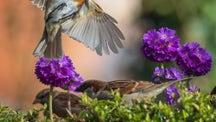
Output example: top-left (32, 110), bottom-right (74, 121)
top-left (74, 88), bottom-right (79, 92)
top-left (75, 87), bottom-right (82, 92)
top-left (33, 99), bottom-right (41, 104)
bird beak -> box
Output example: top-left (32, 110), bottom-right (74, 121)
top-left (33, 99), bottom-right (40, 104)
top-left (75, 87), bottom-right (81, 92)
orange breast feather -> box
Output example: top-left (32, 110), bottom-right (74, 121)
top-left (72, 0), bottom-right (85, 9)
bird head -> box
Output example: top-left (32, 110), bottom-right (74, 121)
top-left (75, 80), bottom-right (107, 92)
top-left (33, 89), bottom-right (50, 105)
top-left (33, 88), bottom-right (59, 105)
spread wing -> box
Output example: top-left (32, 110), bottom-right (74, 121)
top-left (29, 0), bottom-right (47, 10)
top-left (62, 1), bottom-right (125, 55)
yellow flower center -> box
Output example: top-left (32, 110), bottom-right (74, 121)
top-left (161, 34), bottom-right (167, 39)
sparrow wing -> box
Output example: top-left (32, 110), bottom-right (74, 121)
top-left (62, 1), bottom-right (125, 55)
top-left (53, 92), bottom-right (82, 116)
top-left (29, 0), bottom-right (47, 10)
top-left (54, 92), bottom-right (82, 107)
top-left (75, 80), bottom-right (107, 92)
top-left (106, 80), bottom-right (137, 94)
top-left (106, 80), bottom-right (154, 94)
top-left (133, 81), bottom-right (155, 92)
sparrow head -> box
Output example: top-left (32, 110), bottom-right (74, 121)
top-left (33, 88), bottom-right (58, 105)
top-left (75, 80), bottom-right (107, 92)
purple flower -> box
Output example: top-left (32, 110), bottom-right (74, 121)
top-left (165, 83), bottom-right (199, 105)
top-left (152, 67), bottom-right (184, 83)
top-left (152, 67), bottom-right (184, 104)
top-left (35, 56), bottom-right (76, 87)
top-left (176, 42), bottom-right (212, 76)
top-left (152, 67), bottom-right (165, 83)
top-left (165, 84), bottom-right (180, 105)
top-left (141, 27), bottom-right (181, 62)
top-left (188, 83), bottom-right (200, 93)
top-left (61, 72), bottom-right (83, 91)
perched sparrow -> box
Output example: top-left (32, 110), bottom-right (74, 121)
top-left (33, 88), bottom-right (83, 117)
top-left (30, 0), bottom-right (125, 58)
top-left (75, 78), bottom-right (191, 100)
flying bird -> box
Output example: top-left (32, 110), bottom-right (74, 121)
top-left (75, 78), bottom-right (192, 101)
top-left (33, 88), bottom-right (84, 117)
top-left (30, 0), bottom-right (125, 58)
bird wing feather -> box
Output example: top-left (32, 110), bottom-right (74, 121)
top-left (106, 80), bottom-right (137, 94)
top-left (106, 80), bottom-right (154, 94)
top-left (54, 92), bottom-right (81, 107)
top-left (62, 0), bottom-right (124, 55)
top-left (29, 0), bottom-right (47, 10)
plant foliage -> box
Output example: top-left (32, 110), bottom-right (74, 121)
top-left (1, 86), bottom-right (216, 122)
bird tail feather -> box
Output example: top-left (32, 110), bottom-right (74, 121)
top-left (33, 27), bottom-right (64, 59)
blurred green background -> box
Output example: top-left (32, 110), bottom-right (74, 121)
top-left (125, 0), bottom-right (216, 93)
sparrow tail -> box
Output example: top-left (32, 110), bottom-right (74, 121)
top-left (33, 26), bottom-right (64, 59)
top-left (141, 77), bottom-right (193, 97)
top-left (33, 27), bottom-right (47, 57)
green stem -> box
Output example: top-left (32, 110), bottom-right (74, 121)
top-left (160, 63), bottom-right (165, 82)
top-left (67, 89), bottom-right (71, 112)
top-left (160, 63), bottom-right (164, 69)
top-left (49, 85), bottom-right (54, 122)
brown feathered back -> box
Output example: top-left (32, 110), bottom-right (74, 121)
top-left (75, 80), bottom-right (107, 92)
top-left (33, 88), bottom-right (84, 117)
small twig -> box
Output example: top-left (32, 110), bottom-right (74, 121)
top-left (66, 108), bottom-right (73, 118)
top-left (160, 63), bottom-right (164, 69)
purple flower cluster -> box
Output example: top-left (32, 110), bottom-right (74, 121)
top-left (176, 42), bottom-right (212, 76)
top-left (35, 56), bottom-right (82, 90)
top-left (152, 67), bottom-right (184, 83)
top-left (165, 84), bottom-right (180, 105)
top-left (188, 83), bottom-right (200, 93)
top-left (165, 83), bottom-right (199, 105)
top-left (152, 67), bottom-right (183, 104)
top-left (143, 27), bottom-right (212, 105)
top-left (61, 72), bottom-right (83, 91)
top-left (152, 66), bottom-right (200, 104)
top-left (151, 66), bottom-right (199, 105)
top-left (141, 27), bottom-right (181, 62)
top-left (142, 27), bottom-right (212, 77)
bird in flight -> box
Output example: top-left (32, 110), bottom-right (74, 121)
top-left (30, 0), bottom-right (125, 58)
